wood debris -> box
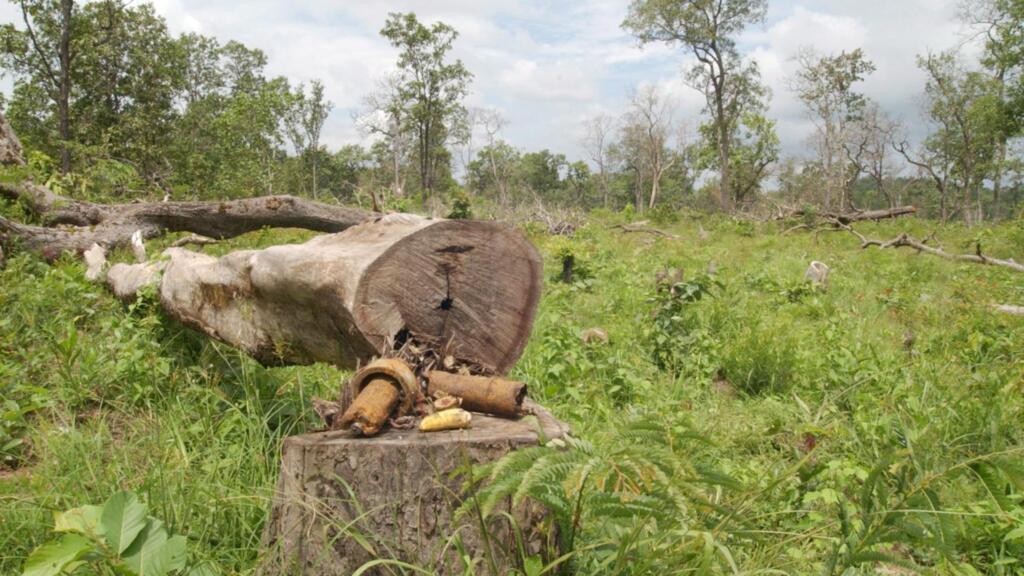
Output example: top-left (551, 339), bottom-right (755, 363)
top-left (426, 371), bottom-right (526, 418)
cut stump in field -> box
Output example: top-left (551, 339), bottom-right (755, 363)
top-left (259, 402), bottom-right (568, 576)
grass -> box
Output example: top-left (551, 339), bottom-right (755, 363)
top-left (2, 209), bottom-right (1023, 574)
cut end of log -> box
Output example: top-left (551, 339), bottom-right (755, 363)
top-left (353, 219), bottom-right (543, 374)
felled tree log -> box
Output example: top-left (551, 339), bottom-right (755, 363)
top-left (259, 402), bottom-right (568, 576)
top-left (0, 181), bottom-right (377, 259)
top-left (779, 205), bottom-right (917, 225)
top-left (108, 214), bottom-right (542, 373)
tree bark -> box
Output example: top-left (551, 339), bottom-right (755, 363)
top-left (106, 214), bottom-right (542, 374)
top-left (259, 402), bottom-right (568, 576)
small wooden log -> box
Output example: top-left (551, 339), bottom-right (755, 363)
top-left (259, 403), bottom-right (569, 576)
top-left (426, 371), bottom-right (526, 418)
top-left (338, 378), bottom-right (401, 436)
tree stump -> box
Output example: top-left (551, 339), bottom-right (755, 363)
top-left (259, 403), bottom-right (568, 575)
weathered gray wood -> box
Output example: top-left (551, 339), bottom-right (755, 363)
top-left (135, 214), bottom-right (542, 373)
top-left (260, 403), bottom-right (568, 576)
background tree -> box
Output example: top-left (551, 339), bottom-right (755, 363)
top-left (467, 139), bottom-right (519, 206)
top-left (581, 113), bottom-right (616, 208)
top-left (380, 12), bottom-right (472, 203)
top-left (709, 110), bottom-right (779, 205)
top-left (358, 72), bottom-right (410, 204)
top-left (845, 102), bottom-right (905, 209)
top-left (790, 48), bottom-right (876, 211)
top-left (896, 53), bottom-right (1003, 223)
top-left (624, 85), bottom-right (677, 210)
top-left (286, 80), bottom-right (333, 199)
top-left (1, 0), bottom-right (80, 173)
top-left (623, 0), bottom-right (768, 211)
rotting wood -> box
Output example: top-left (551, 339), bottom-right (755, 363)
top-left (426, 370), bottom-right (526, 418)
top-left (338, 378), bottom-right (402, 436)
top-left (0, 111), bottom-right (24, 166)
top-left (777, 205), bottom-right (917, 224)
top-left (170, 234), bottom-right (218, 248)
top-left (0, 183), bottom-right (377, 259)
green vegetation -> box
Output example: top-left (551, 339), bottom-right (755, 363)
top-left (3, 210), bottom-right (1023, 574)
top-left (2, 0), bottom-right (1024, 573)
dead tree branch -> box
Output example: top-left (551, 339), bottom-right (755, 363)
top-left (610, 220), bottom-right (679, 239)
top-left (845, 227), bottom-right (1024, 273)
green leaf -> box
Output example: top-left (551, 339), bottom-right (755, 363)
top-left (122, 519), bottom-right (187, 576)
top-left (101, 491), bottom-right (149, 555)
top-left (186, 563), bottom-right (221, 576)
top-left (22, 533), bottom-right (94, 576)
top-left (54, 505), bottom-right (103, 538)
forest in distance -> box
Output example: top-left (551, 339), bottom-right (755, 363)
top-left (0, 0), bottom-right (1020, 222)
top-left (1, 0), bottom-right (1024, 575)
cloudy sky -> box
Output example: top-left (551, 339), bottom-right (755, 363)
top-left (3, 0), bottom-right (984, 161)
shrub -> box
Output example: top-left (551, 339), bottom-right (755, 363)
top-left (446, 188), bottom-right (472, 219)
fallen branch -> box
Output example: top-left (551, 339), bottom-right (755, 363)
top-left (848, 228), bottom-right (1024, 274)
top-left (993, 304), bottom-right (1024, 316)
top-left (170, 234), bottom-right (218, 248)
top-left (610, 220), bottom-right (679, 239)
top-left (1, 181), bottom-right (377, 258)
top-left (777, 205), bottom-right (917, 225)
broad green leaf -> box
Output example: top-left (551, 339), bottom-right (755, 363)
top-left (1006, 525), bottom-right (1024, 542)
top-left (54, 505), bottom-right (103, 537)
top-left (22, 533), bottom-right (94, 576)
top-left (101, 491), bottom-right (148, 555)
top-left (186, 563), bottom-right (221, 576)
top-left (122, 519), bottom-right (187, 576)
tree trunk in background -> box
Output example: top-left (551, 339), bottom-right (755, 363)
top-left (0, 112), bottom-right (25, 165)
top-left (58, 0), bottom-right (73, 174)
top-left (259, 403), bottom-right (568, 576)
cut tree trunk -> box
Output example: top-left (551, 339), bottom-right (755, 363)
top-left (259, 402), bottom-right (568, 576)
top-left (110, 214), bottom-right (543, 374)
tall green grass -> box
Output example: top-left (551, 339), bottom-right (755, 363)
top-left (2, 211), bottom-right (1023, 574)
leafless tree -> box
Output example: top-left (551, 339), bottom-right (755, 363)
top-left (356, 73), bottom-right (409, 203)
top-left (845, 102), bottom-right (906, 209)
top-left (790, 47), bottom-right (876, 211)
top-left (478, 108), bottom-right (510, 203)
top-left (624, 85), bottom-right (678, 210)
top-left (581, 114), bottom-right (616, 208)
